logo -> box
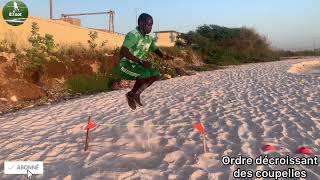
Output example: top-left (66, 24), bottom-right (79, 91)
top-left (2, 0), bottom-right (29, 26)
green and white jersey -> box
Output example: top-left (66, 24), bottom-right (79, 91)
top-left (121, 27), bottom-right (158, 63)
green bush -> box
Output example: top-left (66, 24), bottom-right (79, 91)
top-left (53, 32), bottom-right (108, 61)
top-left (20, 22), bottom-right (59, 74)
top-left (276, 50), bottom-right (320, 57)
top-left (0, 39), bottom-right (18, 53)
top-left (179, 24), bottom-right (279, 65)
top-left (67, 73), bottom-right (115, 95)
top-left (88, 31), bottom-right (108, 51)
top-left (147, 55), bottom-right (177, 78)
top-left (88, 31), bottom-right (98, 50)
top-left (25, 48), bottom-right (47, 73)
top-left (28, 22), bottom-right (57, 53)
top-left (160, 46), bottom-right (184, 57)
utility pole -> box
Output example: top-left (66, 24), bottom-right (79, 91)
top-left (134, 8), bottom-right (138, 25)
top-left (50, 0), bottom-right (53, 19)
top-left (313, 39), bottom-right (315, 51)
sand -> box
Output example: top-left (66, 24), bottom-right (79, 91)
top-left (288, 60), bottom-right (320, 75)
top-left (0, 58), bottom-right (319, 179)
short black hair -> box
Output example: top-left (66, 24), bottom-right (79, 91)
top-left (138, 13), bottom-right (153, 25)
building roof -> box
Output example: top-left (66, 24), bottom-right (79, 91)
top-left (154, 30), bottom-right (179, 33)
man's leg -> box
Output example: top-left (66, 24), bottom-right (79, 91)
top-left (134, 76), bottom-right (160, 106)
top-left (130, 79), bottom-right (149, 94)
top-left (122, 60), bottom-right (160, 109)
top-left (126, 79), bottom-right (149, 110)
top-left (136, 76), bottom-right (159, 94)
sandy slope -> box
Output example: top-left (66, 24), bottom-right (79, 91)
top-left (288, 60), bottom-right (320, 75)
top-left (0, 58), bottom-right (319, 180)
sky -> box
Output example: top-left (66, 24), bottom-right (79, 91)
top-left (1, 0), bottom-right (320, 50)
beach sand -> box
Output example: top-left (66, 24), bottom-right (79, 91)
top-left (288, 60), bottom-right (320, 75)
top-left (0, 58), bottom-right (319, 179)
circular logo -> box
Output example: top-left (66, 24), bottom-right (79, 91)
top-left (2, 0), bottom-right (29, 26)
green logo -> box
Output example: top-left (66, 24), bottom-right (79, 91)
top-left (2, 0), bottom-right (29, 26)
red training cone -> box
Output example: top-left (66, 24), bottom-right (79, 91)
top-left (86, 122), bottom-right (97, 130)
top-left (262, 144), bottom-right (276, 152)
top-left (194, 122), bottom-right (206, 134)
top-left (297, 147), bottom-right (313, 155)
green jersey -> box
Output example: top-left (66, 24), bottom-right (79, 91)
top-left (121, 27), bottom-right (158, 63)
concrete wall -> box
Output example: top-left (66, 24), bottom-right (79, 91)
top-left (0, 9), bottom-right (124, 50)
top-left (61, 18), bottom-right (81, 26)
top-left (155, 32), bottom-right (179, 47)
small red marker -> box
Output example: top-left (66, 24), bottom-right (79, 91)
top-left (194, 122), bottom-right (207, 154)
top-left (297, 147), bottom-right (313, 155)
top-left (86, 122), bottom-right (97, 130)
top-left (194, 122), bottom-right (206, 134)
top-left (262, 144), bottom-right (276, 152)
top-left (84, 116), bottom-right (96, 151)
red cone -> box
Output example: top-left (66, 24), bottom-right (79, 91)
top-left (194, 123), bottom-right (206, 134)
top-left (298, 147), bottom-right (313, 155)
top-left (86, 122), bottom-right (97, 130)
top-left (262, 144), bottom-right (276, 152)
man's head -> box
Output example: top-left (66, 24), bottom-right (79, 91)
top-left (138, 13), bottom-right (153, 35)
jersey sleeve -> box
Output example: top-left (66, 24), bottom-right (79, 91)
top-left (149, 37), bottom-right (158, 52)
top-left (122, 32), bottom-right (137, 49)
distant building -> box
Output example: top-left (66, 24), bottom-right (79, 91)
top-left (154, 30), bottom-right (180, 47)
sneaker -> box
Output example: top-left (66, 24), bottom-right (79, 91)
top-left (126, 92), bottom-right (136, 110)
top-left (133, 93), bottom-right (143, 107)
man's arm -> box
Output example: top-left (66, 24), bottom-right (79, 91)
top-left (120, 47), bottom-right (152, 68)
top-left (120, 47), bottom-right (143, 65)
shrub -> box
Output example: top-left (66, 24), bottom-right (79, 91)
top-left (159, 46), bottom-right (185, 58)
top-left (88, 31), bottom-right (98, 50)
top-left (0, 39), bottom-right (18, 53)
top-left (66, 73), bottom-right (114, 95)
top-left (275, 50), bottom-right (320, 57)
top-left (149, 56), bottom-right (177, 78)
top-left (179, 24), bottom-right (279, 65)
top-left (87, 31), bottom-right (108, 50)
top-left (23, 22), bottom-right (59, 73)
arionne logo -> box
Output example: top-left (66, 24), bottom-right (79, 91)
top-left (2, 0), bottom-right (29, 26)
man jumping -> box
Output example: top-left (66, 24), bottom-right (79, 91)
top-left (118, 13), bottom-right (173, 110)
